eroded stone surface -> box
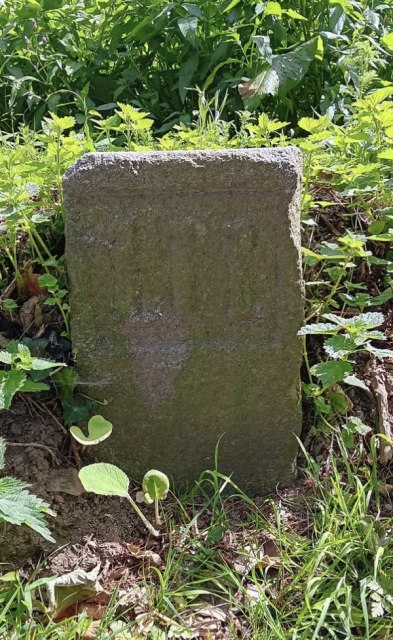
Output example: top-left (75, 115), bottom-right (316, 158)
top-left (64, 149), bottom-right (303, 492)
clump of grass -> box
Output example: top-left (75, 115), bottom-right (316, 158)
top-left (2, 430), bottom-right (392, 639)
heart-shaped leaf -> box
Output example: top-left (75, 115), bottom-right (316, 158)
top-left (79, 463), bottom-right (129, 497)
top-left (70, 415), bottom-right (113, 446)
top-left (142, 470), bottom-right (170, 503)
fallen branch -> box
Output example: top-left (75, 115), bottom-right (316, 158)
top-left (366, 359), bottom-right (393, 464)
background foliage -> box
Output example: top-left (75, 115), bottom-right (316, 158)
top-left (0, 0), bottom-right (392, 130)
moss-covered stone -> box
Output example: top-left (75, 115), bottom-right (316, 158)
top-left (64, 149), bottom-right (303, 493)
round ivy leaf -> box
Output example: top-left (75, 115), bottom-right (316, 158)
top-left (70, 415), bottom-right (113, 446)
top-left (79, 463), bottom-right (129, 497)
top-left (142, 470), bottom-right (170, 502)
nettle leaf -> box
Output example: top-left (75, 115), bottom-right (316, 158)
top-left (20, 379), bottom-right (50, 393)
top-left (298, 322), bottom-right (338, 336)
top-left (38, 274), bottom-right (58, 290)
top-left (70, 415), bottom-right (113, 446)
top-left (29, 357), bottom-right (65, 371)
top-left (0, 370), bottom-right (27, 410)
top-left (343, 375), bottom-right (369, 391)
top-left (323, 312), bottom-right (384, 332)
top-left (79, 463), bottom-right (129, 498)
top-left (344, 312), bottom-right (384, 331)
top-left (324, 335), bottom-right (358, 359)
top-left (311, 361), bottom-right (352, 386)
top-left (142, 470), bottom-right (170, 503)
top-left (322, 313), bottom-right (348, 326)
top-left (366, 345), bottom-right (393, 359)
top-left (368, 230), bottom-right (393, 241)
top-left (0, 476), bottom-right (55, 542)
top-left (0, 351), bottom-right (13, 365)
top-left (345, 417), bottom-right (372, 437)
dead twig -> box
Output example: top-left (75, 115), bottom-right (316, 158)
top-left (6, 441), bottom-right (58, 463)
top-left (367, 359), bottom-right (393, 464)
top-left (29, 397), bottom-right (67, 435)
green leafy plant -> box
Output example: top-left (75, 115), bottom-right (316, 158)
top-left (142, 470), bottom-right (170, 526)
top-left (299, 311), bottom-right (393, 388)
top-left (0, 341), bottom-right (65, 410)
top-left (78, 463), bottom-right (169, 538)
top-left (70, 415), bottom-right (113, 446)
top-left (0, 438), bottom-right (55, 541)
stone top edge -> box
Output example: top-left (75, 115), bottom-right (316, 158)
top-left (63, 147), bottom-right (302, 184)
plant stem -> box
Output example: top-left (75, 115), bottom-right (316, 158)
top-left (154, 498), bottom-right (162, 526)
top-left (126, 494), bottom-right (160, 537)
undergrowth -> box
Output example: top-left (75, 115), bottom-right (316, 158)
top-left (0, 16), bottom-right (392, 634)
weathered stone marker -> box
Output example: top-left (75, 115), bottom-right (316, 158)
top-left (64, 149), bottom-right (303, 492)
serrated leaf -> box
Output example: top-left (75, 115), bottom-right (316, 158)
top-left (298, 322), bottom-right (338, 336)
top-left (0, 370), bottom-right (27, 410)
top-left (345, 417), bottom-right (371, 436)
top-left (142, 470), bottom-right (170, 502)
top-left (70, 415), bottom-right (113, 446)
top-left (0, 476), bottom-right (55, 542)
top-left (79, 463), bottom-right (129, 497)
top-left (344, 312), bottom-right (384, 330)
top-left (29, 357), bottom-right (65, 371)
top-left (366, 345), bottom-right (393, 359)
top-left (368, 230), bottom-right (393, 241)
top-left (311, 361), bottom-right (352, 386)
top-left (343, 375), bottom-right (369, 391)
top-left (324, 335), bottom-right (358, 359)
top-left (322, 313), bottom-right (348, 326)
top-left (37, 274), bottom-right (58, 290)
top-left (0, 351), bottom-right (12, 365)
top-left (20, 379), bottom-right (50, 393)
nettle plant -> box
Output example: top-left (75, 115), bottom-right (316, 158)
top-left (299, 311), bottom-right (393, 414)
top-left (0, 341), bottom-right (65, 410)
top-left (70, 418), bottom-right (169, 537)
top-left (0, 438), bottom-right (54, 541)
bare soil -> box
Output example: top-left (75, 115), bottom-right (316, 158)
top-left (0, 397), bottom-right (152, 566)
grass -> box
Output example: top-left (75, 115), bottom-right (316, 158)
top-left (1, 435), bottom-right (393, 638)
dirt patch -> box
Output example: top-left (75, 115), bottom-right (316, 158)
top-left (0, 397), bottom-right (154, 566)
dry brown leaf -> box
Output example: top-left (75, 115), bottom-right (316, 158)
top-left (233, 544), bottom-right (265, 575)
top-left (82, 620), bottom-right (101, 639)
top-left (19, 295), bottom-right (43, 331)
top-left (238, 80), bottom-right (258, 97)
top-left (258, 539), bottom-right (281, 569)
top-left (379, 482), bottom-right (393, 497)
top-left (77, 602), bottom-right (106, 620)
top-left (123, 543), bottom-right (162, 566)
top-left (21, 269), bottom-right (46, 298)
